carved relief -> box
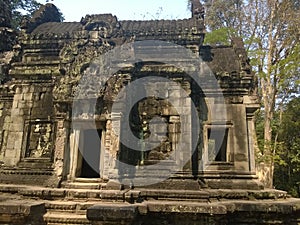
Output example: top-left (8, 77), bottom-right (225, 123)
top-left (25, 121), bottom-right (53, 159)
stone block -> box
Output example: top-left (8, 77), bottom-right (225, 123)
top-left (10, 123), bottom-right (24, 132)
top-left (14, 138), bottom-right (23, 150)
top-left (234, 153), bottom-right (247, 162)
top-left (182, 133), bottom-right (192, 143)
top-left (2, 122), bottom-right (9, 130)
top-left (169, 133), bottom-right (179, 144)
top-left (13, 93), bottom-right (23, 101)
top-left (15, 100), bottom-right (24, 109)
top-left (149, 124), bottom-right (167, 135)
top-left (156, 89), bottom-right (168, 99)
top-left (10, 108), bottom-right (20, 116)
top-left (168, 123), bottom-right (180, 133)
top-left (15, 87), bottom-right (22, 94)
top-left (168, 98), bottom-right (182, 107)
top-left (87, 204), bottom-right (138, 223)
top-left (22, 85), bottom-right (30, 93)
top-left (12, 100), bottom-right (18, 109)
top-left (168, 90), bottom-right (182, 99)
top-left (0, 200), bottom-right (46, 225)
top-left (169, 116), bottom-right (180, 123)
top-left (29, 86), bottom-right (36, 93)
top-left (6, 136), bottom-right (16, 149)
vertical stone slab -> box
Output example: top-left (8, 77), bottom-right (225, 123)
top-left (244, 96), bottom-right (260, 174)
top-left (102, 119), bottom-right (112, 180)
top-left (3, 85), bottom-right (26, 166)
top-left (232, 104), bottom-right (249, 171)
top-left (0, 88), bottom-right (13, 162)
top-left (54, 119), bottom-right (69, 180)
top-left (68, 129), bottom-right (80, 180)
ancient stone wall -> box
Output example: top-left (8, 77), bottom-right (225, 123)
top-left (0, 3), bottom-right (261, 189)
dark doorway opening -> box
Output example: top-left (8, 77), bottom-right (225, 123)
top-left (80, 129), bottom-right (101, 178)
top-left (208, 128), bottom-right (228, 162)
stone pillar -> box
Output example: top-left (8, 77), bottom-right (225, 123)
top-left (3, 85), bottom-right (27, 166)
top-left (68, 129), bottom-right (80, 180)
top-left (231, 104), bottom-right (250, 172)
top-left (244, 96), bottom-right (259, 174)
top-left (246, 112), bottom-right (255, 173)
top-left (106, 113), bottom-right (121, 179)
top-left (0, 86), bottom-right (13, 162)
top-left (102, 118), bottom-right (115, 180)
top-left (54, 102), bottom-right (71, 180)
top-left (54, 114), bottom-right (70, 181)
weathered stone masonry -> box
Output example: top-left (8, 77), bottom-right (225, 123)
top-left (0, 3), bottom-right (261, 189)
top-left (0, 2), bottom-right (299, 225)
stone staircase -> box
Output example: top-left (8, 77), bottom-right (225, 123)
top-left (43, 200), bottom-right (97, 225)
top-left (0, 180), bottom-right (113, 225)
top-left (1, 182), bottom-right (298, 225)
top-left (44, 179), bottom-right (109, 225)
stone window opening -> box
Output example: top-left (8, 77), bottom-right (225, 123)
top-left (205, 125), bottom-right (230, 163)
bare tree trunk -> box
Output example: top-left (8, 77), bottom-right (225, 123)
top-left (256, 0), bottom-right (279, 189)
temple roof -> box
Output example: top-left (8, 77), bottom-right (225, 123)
top-left (31, 22), bottom-right (82, 35)
top-left (118, 18), bottom-right (203, 36)
top-left (30, 18), bottom-right (204, 37)
top-left (25, 4), bottom-right (204, 41)
top-left (8, 3), bottom-right (253, 90)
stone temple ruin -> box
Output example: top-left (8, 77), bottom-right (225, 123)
top-left (0, 2), bottom-right (299, 225)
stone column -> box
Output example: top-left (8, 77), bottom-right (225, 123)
top-left (0, 87), bottom-right (13, 162)
top-left (246, 104), bottom-right (259, 173)
top-left (68, 129), bottom-right (80, 180)
top-left (3, 85), bottom-right (28, 166)
top-left (54, 102), bottom-right (71, 180)
top-left (105, 113), bottom-right (122, 180)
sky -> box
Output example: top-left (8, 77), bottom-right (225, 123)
top-left (37, 0), bottom-right (191, 22)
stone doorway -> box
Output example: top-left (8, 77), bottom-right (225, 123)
top-left (78, 129), bottom-right (102, 178)
top-left (69, 121), bottom-right (106, 181)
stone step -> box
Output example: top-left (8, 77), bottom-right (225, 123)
top-left (47, 224), bottom-right (90, 225)
top-left (15, 187), bottom-right (126, 201)
top-left (73, 178), bottom-right (104, 183)
top-left (45, 200), bottom-right (101, 212)
top-left (108, 169), bottom-right (177, 180)
top-left (61, 182), bottom-right (107, 190)
top-left (44, 212), bottom-right (90, 225)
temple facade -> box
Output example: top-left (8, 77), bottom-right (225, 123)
top-left (0, 3), bottom-right (261, 190)
top-left (0, 3), bottom-right (299, 225)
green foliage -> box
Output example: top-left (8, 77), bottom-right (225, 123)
top-left (256, 98), bottom-right (300, 196)
top-left (203, 27), bottom-right (235, 45)
top-left (8, 0), bottom-right (42, 29)
top-left (273, 97), bottom-right (300, 197)
top-left (1, 0), bottom-right (64, 29)
top-left (204, 0), bottom-right (244, 31)
top-left (277, 43), bottom-right (300, 101)
top-left (255, 109), bottom-right (282, 162)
